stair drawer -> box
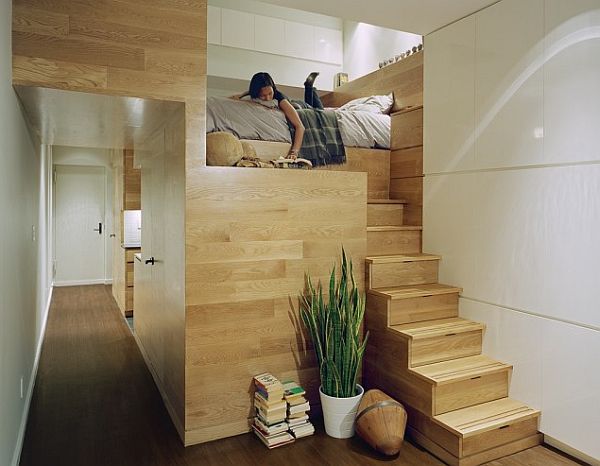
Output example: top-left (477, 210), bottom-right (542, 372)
top-left (390, 293), bottom-right (458, 325)
top-left (411, 330), bottom-right (482, 367)
top-left (367, 203), bottom-right (404, 226)
top-left (461, 416), bottom-right (539, 457)
top-left (370, 260), bottom-right (438, 289)
top-left (434, 370), bottom-right (509, 415)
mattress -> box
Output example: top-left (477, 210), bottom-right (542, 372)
top-left (206, 96), bottom-right (390, 149)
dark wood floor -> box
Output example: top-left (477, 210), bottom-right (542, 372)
top-left (20, 285), bottom-right (584, 466)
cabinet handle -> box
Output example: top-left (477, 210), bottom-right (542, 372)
top-left (93, 222), bottom-right (103, 234)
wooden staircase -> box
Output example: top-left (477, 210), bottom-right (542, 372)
top-left (363, 198), bottom-right (542, 466)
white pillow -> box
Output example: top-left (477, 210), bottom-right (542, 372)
top-left (338, 93), bottom-right (393, 114)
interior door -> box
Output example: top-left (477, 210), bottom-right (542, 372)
top-left (54, 165), bottom-right (106, 285)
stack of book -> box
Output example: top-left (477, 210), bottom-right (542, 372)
top-left (252, 373), bottom-right (295, 449)
top-left (283, 381), bottom-right (315, 439)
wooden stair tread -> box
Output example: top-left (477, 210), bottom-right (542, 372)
top-left (390, 317), bottom-right (484, 340)
top-left (410, 355), bottom-right (511, 385)
top-left (366, 253), bottom-right (441, 264)
top-left (367, 198), bottom-right (408, 204)
top-left (367, 225), bottom-right (423, 232)
top-left (434, 398), bottom-right (540, 438)
top-left (368, 283), bottom-right (462, 300)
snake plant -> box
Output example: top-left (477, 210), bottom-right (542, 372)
top-left (300, 248), bottom-right (369, 398)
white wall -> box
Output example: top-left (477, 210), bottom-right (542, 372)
top-left (208, 0), bottom-right (343, 91)
top-left (0, 2), bottom-right (52, 465)
top-left (53, 146), bottom-right (114, 282)
top-left (343, 21), bottom-right (422, 81)
top-left (424, 0), bottom-right (600, 463)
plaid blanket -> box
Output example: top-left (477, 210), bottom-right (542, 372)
top-left (288, 108), bottom-right (346, 167)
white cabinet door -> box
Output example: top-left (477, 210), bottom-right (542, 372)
top-left (475, 0), bottom-right (544, 169)
top-left (207, 6), bottom-right (221, 45)
top-left (255, 15), bottom-right (285, 56)
top-left (284, 21), bottom-right (314, 61)
top-left (424, 16), bottom-right (476, 174)
top-left (221, 9), bottom-right (254, 51)
top-left (314, 26), bottom-right (342, 65)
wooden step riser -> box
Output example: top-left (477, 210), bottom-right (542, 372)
top-left (389, 293), bottom-right (459, 325)
top-left (367, 230), bottom-right (421, 255)
top-left (367, 203), bottom-right (404, 227)
top-left (368, 260), bottom-right (438, 289)
top-left (407, 427), bottom-right (542, 466)
top-left (405, 404), bottom-right (541, 464)
top-left (410, 330), bottom-right (483, 367)
top-left (433, 369), bottom-right (510, 415)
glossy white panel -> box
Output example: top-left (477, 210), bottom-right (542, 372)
top-left (424, 15), bottom-right (475, 174)
top-left (207, 6), bottom-right (221, 45)
top-left (475, 0), bottom-right (544, 169)
top-left (541, 319), bottom-right (600, 460)
top-left (471, 166), bottom-right (600, 329)
top-left (544, 1), bottom-right (600, 164)
top-left (221, 9), bottom-right (254, 51)
top-left (423, 173), bottom-right (483, 297)
top-left (460, 299), bottom-right (543, 409)
top-left (314, 26), bottom-right (342, 65)
top-left (284, 21), bottom-right (315, 61)
top-left (254, 15), bottom-right (285, 56)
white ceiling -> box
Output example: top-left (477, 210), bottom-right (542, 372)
top-left (256, 0), bottom-right (499, 35)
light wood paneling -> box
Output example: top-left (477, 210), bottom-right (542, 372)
top-left (391, 146), bottom-right (423, 179)
top-left (390, 176), bottom-right (423, 225)
top-left (321, 52), bottom-right (423, 109)
top-left (124, 149), bottom-right (141, 210)
top-left (184, 167), bottom-right (367, 444)
top-left (391, 107), bottom-right (423, 151)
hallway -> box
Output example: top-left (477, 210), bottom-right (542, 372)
top-left (19, 286), bottom-right (581, 466)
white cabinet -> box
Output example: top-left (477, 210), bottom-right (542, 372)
top-left (314, 26), bottom-right (342, 65)
top-left (255, 15), bottom-right (285, 56)
top-left (424, 16), bottom-right (476, 174)
top-left (207, 5), bottom-right (221, 45)
top-left (475, 0), bottom-right (544, 169)
top-left (284, 21), bottom-right (314, 61)
top-left (544, 0), bottom-right (600, 164)
top-left (221, 9), bottom-right (254, 51)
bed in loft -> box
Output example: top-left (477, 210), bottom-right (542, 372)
top-left (205, 52), bottom-right (424, 199)
top-left (206, 94), bottom-right (392, 163)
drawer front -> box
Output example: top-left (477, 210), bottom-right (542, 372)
top-left (125, 248), bottom-right (140, 263)
top-left (410, 330), bottom-right (482, 367)
top-left (462, 416), bottom-right (539, 457)
top-left (370, 260), bottom-right (438, 289)
top-left (125, 287), bottom-right (133, 311)
top-left (367, 203), bottom-right (404, 227)
top-left (390, 293), bottom-right (459, 325)
top-left (126, 262), bottom-right (134, 287)
top-left (391, 108), bottom-right (423, 150)
top-left (434, 370), bottom-right (509, 415)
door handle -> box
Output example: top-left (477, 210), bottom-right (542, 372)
top-left (93, 222), bottom-right (103, 234)
top-left (145, 256), bottom-right (155, 265)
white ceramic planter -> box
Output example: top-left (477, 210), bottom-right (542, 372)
top-left (319, 384), bottom-right (364, 438)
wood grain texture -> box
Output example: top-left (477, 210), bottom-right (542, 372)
top-left (391, 107), bottom-right (423, 150)
top-left (390, 176), bottom-right (423, 226)
top-left (321, 52), bottom-right (423, 109)
top-left (184, 168), bottom-right (367, 444)
top-left (391, 146), bottom-right (423, 178)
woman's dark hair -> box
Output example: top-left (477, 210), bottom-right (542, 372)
top-left (248, 72), bottom-right (277, 98)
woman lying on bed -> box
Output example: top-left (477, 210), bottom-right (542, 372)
top-left (233, 72), bottom-right (323, 159)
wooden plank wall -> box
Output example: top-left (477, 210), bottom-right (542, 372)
top-left (12, 0), bottom-right (207, 164)
top-left (184, 168), bottom-right (367, 445)
top-left (124, 149), bottom-right (141, 210)
top-left (322, 52), bottom-right (424, 223)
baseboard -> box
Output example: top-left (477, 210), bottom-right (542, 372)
top-left (12, 286), bottom-right (53, 466)
top-left (545, 435), bottom-right (600, 466)
top-left (53, 279), bottom-right (107, 286)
